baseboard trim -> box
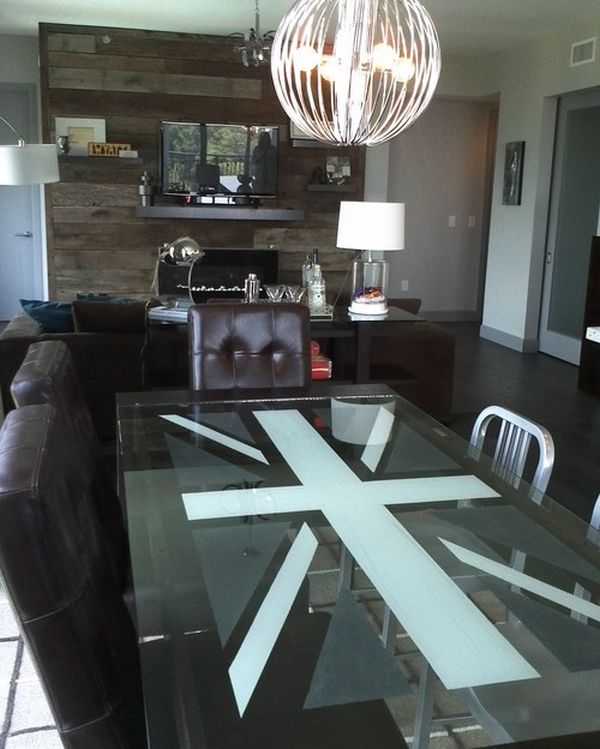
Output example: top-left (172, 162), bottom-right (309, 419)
top-left (421, 310), bottom-right (480, 322)
top-left (479, 325), bottom-right (539, 353)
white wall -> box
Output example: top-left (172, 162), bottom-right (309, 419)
top-left (479, 16), bottom-right (600, 351)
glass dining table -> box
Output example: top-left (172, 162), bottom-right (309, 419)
top-left (117, 384), bottom-right (600, 749)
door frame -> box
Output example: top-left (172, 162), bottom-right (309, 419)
top-left (538, 87), bottom-right (600, 364)
top-left (0, 82), bottom-right (48, 308)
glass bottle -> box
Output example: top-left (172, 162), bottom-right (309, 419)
top-left (309, 263), bottom-right (326, 313)
top-left (302, 253), bottom-right (313, 287)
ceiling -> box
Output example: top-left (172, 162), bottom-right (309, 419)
top-left (1, 0), bottom-right (598, 56)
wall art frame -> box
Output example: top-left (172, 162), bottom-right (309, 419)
top-left (502, 140), bottom-right (525, 205)
top-left (55, 117), bottom-right (106, 156)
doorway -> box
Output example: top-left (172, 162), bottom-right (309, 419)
top-left (0, 84), bottom-right (46, 322)
top-left (538, 88), bottom-right (600, 364)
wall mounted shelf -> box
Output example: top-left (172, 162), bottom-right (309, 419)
top-left (306, 183), bottom-right (356, 192)
top-left (136, 205), bottom-right (304, 221)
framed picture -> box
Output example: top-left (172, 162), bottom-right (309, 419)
top-left (55, 117), bottom-right (106, 156)
top-left (502, 141), bottom-right (525, 205)
top-left (289, 119), bottom-right (331, 149)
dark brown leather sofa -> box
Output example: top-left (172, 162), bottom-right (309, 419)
top-left (0, 302), bottom-right (147, 441)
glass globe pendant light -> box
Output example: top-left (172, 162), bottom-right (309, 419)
top-left (270, 0), bottom-right (441, 146)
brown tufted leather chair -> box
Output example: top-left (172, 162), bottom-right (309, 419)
top-left (188, 303), bottom-right (311, 391)
top-left (10, 339), bottom-right (128, 588)
top-left (0, 404), bottom-right (146, 749)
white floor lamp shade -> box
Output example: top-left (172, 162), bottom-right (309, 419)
top-left (0, 144), bottom-right (59, 185)
top-left (337, 201), bottom-right (405, 315)
top-left (0, 115), bottom-right (59, 185)
top-left (271, 0), bottom-right (441, 146)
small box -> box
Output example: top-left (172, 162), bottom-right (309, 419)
top-left (586, 326), bottom-right (600, 344)
top-left (311, 354), bottom-right (332, 380)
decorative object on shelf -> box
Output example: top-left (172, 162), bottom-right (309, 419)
top-left (57, 135), bottom-right (70, 155)
top-left (232, 0), bottom-right (275, 67)
top-left (336, 201), bottom-right (405, 315)
top-left (264, 284), bottom-right (286, 302)
top-left (271, 0), bottom-right (441, 146)
top-left (302, 248), bottom-right (320, 287)
top-left (138, 171), bottom-right (155, 207)
top-left (152, 236), bottom-right (205, 302)
top-left (54, 117), bottom-right (106, 156)
top-left (0, 113), bottom-right (59, 185)
top-left (308, 263), bottom-right (327, 313)
top-left (88, 142), bottom-right (131, 157)
top-left (502, 141), bottom-right (525, 206)
top-left (244, 273), bottom-right (261, 303)
top-left (308, 166), bottom-right (328, 185)
top-left (326, 155), bottom-right (351, 184)
top-left (285, 285), bottom-right (307, 303)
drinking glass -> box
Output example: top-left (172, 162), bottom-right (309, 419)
top-left (264, 284), bottom-right (286, 302)
top-left (285, 285), bottom-right (306, 303)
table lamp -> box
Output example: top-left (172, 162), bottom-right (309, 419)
top-left (0, 114), bottom-right (59, 185)
top-left (336, 201), bottom-right (405, 315)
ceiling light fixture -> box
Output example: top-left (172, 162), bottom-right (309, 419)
top-left (233, 0), bottom-right (275, 67)
top-left (0, 114), bottom-right (59, 185)
top-left (270, 0), bottom-right (441, 146)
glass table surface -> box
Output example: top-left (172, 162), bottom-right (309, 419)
top-left (117, 387), bottom-right (600, 749)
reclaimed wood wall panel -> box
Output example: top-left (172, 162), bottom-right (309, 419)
top-left (40, 22), bottom-right (365, 301)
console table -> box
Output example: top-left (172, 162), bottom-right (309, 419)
top-left (144, 305), bottom-right (424, 388)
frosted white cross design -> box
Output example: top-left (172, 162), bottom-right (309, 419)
top-left (162, 408), bottom-right (540, 715)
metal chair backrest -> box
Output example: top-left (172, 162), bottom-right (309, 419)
top-left (591, 494), bottom-right (600, 530)
top-left (469, 405), bottom-right (555, 495)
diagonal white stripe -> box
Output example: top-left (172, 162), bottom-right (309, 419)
top-left (228, 523), bottom-right (318, 716)
top-left (183, 475), bottom-right (500, 521)
top-left (361, 406), bottom-right (395, 472)
top-left (253, 410), bottom-right (535, 690)
top-left (441, 538), bottom-right (600, 623)
top-left (324, 501), bottom-right (539, 689)
top-left (160, 414), bottom-right (268, 464)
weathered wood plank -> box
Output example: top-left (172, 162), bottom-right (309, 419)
top-left (56, 268), bottom-right (154, 294)
top-left (48, 51), bottom-right (166, 73)
top-left (49, 68), bottom-right (263, 100)
top-left (54, 250), bottom-right (156, 270)
top-left (48, 33), bottom-right (95, 53)
top-left (95, 35), bottom-right (239, 62)
top-left (53, 184), bottom-right (138, 207)
top-left (47, 90), bottom-right (284, 122)
top-left (52, 206), bottom-right (142, 224)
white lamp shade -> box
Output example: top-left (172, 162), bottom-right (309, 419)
top-left (0, 144), bottom-right (60, 185)
top-left (336, 201), bottom-right (405, 251)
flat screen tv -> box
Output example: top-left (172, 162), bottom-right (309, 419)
top-left (161, 121), bottom-right (279, 201)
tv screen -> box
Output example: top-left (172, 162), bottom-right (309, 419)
top-left (161, 121), bottom-right (279, 199)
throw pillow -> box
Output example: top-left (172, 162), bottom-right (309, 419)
top-left (72, 300), bottom-right (146, 334)
top-left (20, 299), bottom-right (74, 333)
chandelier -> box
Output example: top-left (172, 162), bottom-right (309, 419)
top-left (270, 0), bottom-right (441, 146)
top-left (233, 0), bottom-right (275, 67)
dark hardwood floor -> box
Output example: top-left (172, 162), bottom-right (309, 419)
top-left (443, 322), bottom-right (600, 522)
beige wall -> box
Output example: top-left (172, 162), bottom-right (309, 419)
top-left (385, 97), bottom-right (494, 319)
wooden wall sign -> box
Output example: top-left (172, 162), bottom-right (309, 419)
top-left (88, 142), bottom-right (131, 156)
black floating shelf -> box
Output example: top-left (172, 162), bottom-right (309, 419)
top-left (135, 205), bottom-right (304, 221)
top-left (306, 183), bottom-right (357, 192)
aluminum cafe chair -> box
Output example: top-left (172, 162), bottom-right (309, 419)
top-left (469, 404), bottom-right (555, 497)
top-left (393, 406), bottom-right (556, 749)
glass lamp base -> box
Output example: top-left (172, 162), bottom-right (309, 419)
top-left (348, 299), bottom-right (388, 315)
top-left (350, 257), bottom-right (389, 315)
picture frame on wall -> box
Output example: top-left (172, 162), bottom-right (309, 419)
top-left (55, 117), bottom-right (106, 156)
top-left (502, 140), bottom-right (525, 205)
